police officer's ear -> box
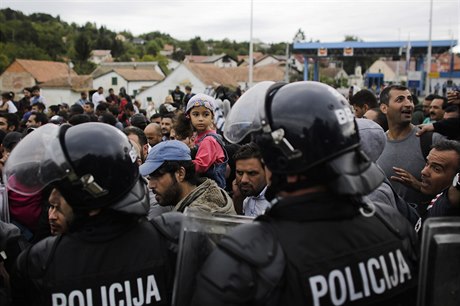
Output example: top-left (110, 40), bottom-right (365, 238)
top-left (175, 166), bottom-right (187, 182)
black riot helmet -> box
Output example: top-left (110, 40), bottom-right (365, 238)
top-left (224, 81), bottom-right (384, 196)
top-left (4, 123), bottom-right (149, 214)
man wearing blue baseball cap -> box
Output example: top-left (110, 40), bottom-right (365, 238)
top-left (140, 140), bottom-right (235, 214)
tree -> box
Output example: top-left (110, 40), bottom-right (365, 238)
top-left (111, 39), bottom-right (125, 58)
top-left (172, 49), bottom-right (186, 62)
top-left (74, 32), bottom-right (92, 61)
top-left (344, 35), bottom-right (363, 42)
top-left (33, 22), bottom-right (66, 59)
top-left (293, 28), bottom-right (305, 42)
top-left (73, 61), bottom-right (95, 75)
top-left (0, 53), bottom-right (10, 74)
top-left (145, 40), bottom-right (161, 56)
top-left (190, 36), bottom-right (206, 55)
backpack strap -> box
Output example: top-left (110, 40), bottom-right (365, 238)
top-left (199, 133), bottom-right (229, 163)
top-left (419, 131), bottom-right (433, 161)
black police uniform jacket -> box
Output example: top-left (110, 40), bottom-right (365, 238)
top-left (192, 192), bottom-right (418, 306)
top-left (11, 210), bottom-right (175, 306)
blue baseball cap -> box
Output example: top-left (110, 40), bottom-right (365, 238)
top-left (139, 140), bottom-right (192, 176)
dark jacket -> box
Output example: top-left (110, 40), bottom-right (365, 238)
top-left (192, 192), bottom-right (418, 306)
top-left (433, 117), bottom-right (460, 140)
top-left (11, 210), bottom-right (175, 306)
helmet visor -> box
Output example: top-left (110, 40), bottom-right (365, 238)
top-left (3, 124), bottom-right (70, 195)
top-left (224, 81), bottom-right (274, 143)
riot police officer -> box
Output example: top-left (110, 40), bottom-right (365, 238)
top-left (191, 81), bottom-right (418, 305)
top-left (4, 123), bottom-right (175, 306)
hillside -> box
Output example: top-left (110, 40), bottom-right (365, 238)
top-left (0, 8), bottom-right (288, 74)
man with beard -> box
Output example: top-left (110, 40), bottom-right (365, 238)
top-left (234, 142), bottom-right (270, 216)
top-left (160, 114), bottom-right (174, 141)
top-left (48, 188), bottom-right (74, 235)
top-left (377, 85), bottom-right (444, 216)
top-left (140, 140), bottom-right (235, 215)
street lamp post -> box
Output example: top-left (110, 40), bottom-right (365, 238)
top-left (284, 42), bottom-right (288, 82)
top-left (425, 0), bottom-right (433, 95)
top-left (248, 0), bottom-right (254, 88)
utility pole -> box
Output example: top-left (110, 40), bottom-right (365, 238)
top-left (395, 28), bottom-right (401, 84)
top-left (424, 0), bottom-right (433, 95)
top-left (248, 0), bottom-right (254, 88)
top-left (284, 42), bottom-right (290, 82)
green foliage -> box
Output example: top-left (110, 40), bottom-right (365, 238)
top-left (320, 75), bottom-right (335, 86)
top-left (172, 49), bottom-right (186, 62)
top-left (190, 36), bottom-right (207, 55)
top-left (140, 54), bottom-right (170, 74)
top-left (268, 42), bottom-right (287, 56)
top-left (0, 42), bottom-right (52, 62)
top-left (74, 32), bottom-right (92, 61)
top-left (145, 40), bottom-right (161, 56)
top-left (0, 7), bottom-right (263, 75)
top-left (73, 61), bottom-right (96, 75)
top-left (140, 54), bottom-right (156, 62)
top-left (111, 39), bottom-right (125, 58)
top-left (0, 54), bottom-right (10, 73)
top-left (344, 35), bottom-right (363, 42)
top-left (140, 31), bottom-right (174, 45)
top-left (0, 7), bottom-right (299, 80)
top-left (155, 55), bottom-right (170, 75)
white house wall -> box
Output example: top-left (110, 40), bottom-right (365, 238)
top-left (367, 60), bottom-right (396, 82)
top-left (41, 88), bottom-right (81, 107)
top-left (136, 65), bottom-right (207, 109)
top-left (128, 81), bottom-right (158, 97)
top-left (93, 71), bottom-right (128, 96)
top-left (215, 58), bottom-right (238, 68)
top-left (94, 72), bottom-right (158, 97)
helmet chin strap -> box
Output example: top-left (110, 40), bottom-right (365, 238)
top-left (265, 173), bottom-right (325, 201)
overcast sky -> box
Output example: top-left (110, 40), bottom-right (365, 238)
top-left (2, 0), bottom-right (459, 44)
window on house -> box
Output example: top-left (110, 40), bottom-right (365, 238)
top-left (147, 97), bottom-right (152, 102)
top-left (133, 90), bottom-right (138, 96)
top-left (112, 77), bottom-right (118, 85)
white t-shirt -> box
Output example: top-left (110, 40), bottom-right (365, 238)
top-left (91, 92), bottom-right (106, 108)
top-left (2, 100), bottom-right (18, 113)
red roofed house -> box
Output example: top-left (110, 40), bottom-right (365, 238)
top-left (0, 59), bottom-right (77, 97)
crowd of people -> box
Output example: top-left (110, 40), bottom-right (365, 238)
top-left (0, 81), bottom-right (459, 305)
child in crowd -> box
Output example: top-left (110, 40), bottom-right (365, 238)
top-left (185, 94), bottom-right (227, 189)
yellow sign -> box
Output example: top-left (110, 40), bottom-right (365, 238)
top-left (428, 72), bottom-right (440, 78)
top-left (343, 47), bottom-right (354, 56)
top-left (318, 48), bottom-right (328, 57)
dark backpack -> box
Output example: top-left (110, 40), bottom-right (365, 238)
top-left (195, 133), bottom-right (228, 189)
